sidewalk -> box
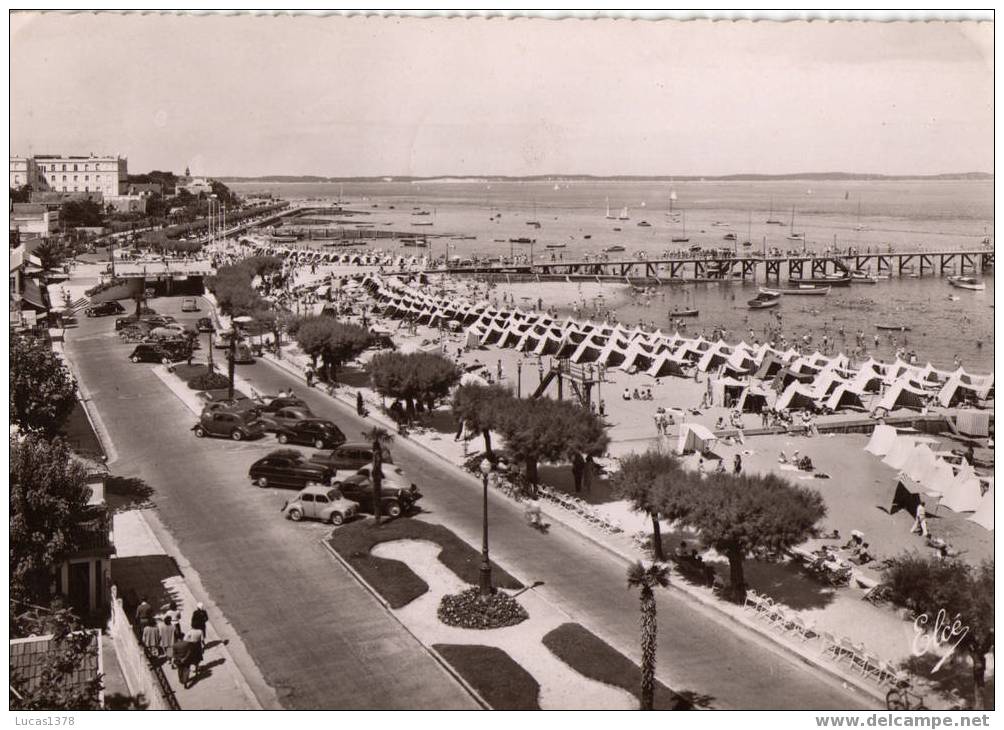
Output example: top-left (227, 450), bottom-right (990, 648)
top-left (112, 509), bottom-right (264, 710)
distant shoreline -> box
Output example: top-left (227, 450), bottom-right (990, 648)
top-left (220, 172), bottom-right (992, 184)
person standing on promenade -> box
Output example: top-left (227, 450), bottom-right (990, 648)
top-left (190, 603), bottom-right (209, 648)
top-left (571, 452), bottom-right (586, 493)
top-left (305, 363), bottom-right (314, 388)
top-left (135, 597), bottom-right (152, 630)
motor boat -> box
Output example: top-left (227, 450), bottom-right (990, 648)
top-left (948, 276), bottom-right (986, 291)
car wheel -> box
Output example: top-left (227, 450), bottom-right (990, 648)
top-left (277, 433), bottom-right (289, 444)
top-left (257, 476), bottom-right (268, 488)
top-left (288, 508), bottom-right (303, 522)
top-left (130, 356), bottom-right (140, 363)
top-left (330, 512), bottom-right (344, 526)
top-left (314, 438), bottom-right (325, 450)
top-left (231, 429), bottom-right (244, 441)
top-left (194, 426), bottom-right (206, 438)
top-left (386, 503), bottom-right (403, 518)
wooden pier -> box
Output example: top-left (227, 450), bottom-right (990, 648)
top-left (428, 249), bottom-right (994, 285)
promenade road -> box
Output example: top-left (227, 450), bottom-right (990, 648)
top-left (64, 306), bottom-right (477, 710)
top-left (70, 294), bottom-right (874, 710)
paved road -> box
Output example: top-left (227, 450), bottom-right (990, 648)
top-left (65, 300), bottom-right (477, 710)
top-left (72, 293), bottom-right (874, 710)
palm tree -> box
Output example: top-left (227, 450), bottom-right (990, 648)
top-left (627, 561), bottom-right (670, 710)
top-left (362, 427), bottom-right (393, 525)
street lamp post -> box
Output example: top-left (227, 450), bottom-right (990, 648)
top-left (516, 360), bottom-right (522, 398)
top-left (478, 458), bottom-right (494, 597)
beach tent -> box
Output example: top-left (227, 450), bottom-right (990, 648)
top-left (774, 382), bottom-right (819, 412)
top-left (723, 349), bottom-right (756, 376)
top-left (676, 423), bottom-right (717, 455)
top-left (811, 370), bottom-right (847, 399)
top-left (937, 374), bottom-right (989, 408)
top-left (754, 353), bottom-right (785, 380)
top-left (498, 327), bottom-right (523, 349)
top-left (823, 384), bottom-right (866, 412)
top-left (864, 425), bottom-right (898, 456)
top-left (968, 488), bottom-right (994, 531)
top-left (848, 368), bottom-right (884, 393)
top-left (464, 328), bottom-right (484, 349)
top-left (735, 384), bottom-right (770, 413)
top-left (480, 325), bottom-right (507, 346)
top-left (514, 331), bottom-right (540, 353)
top-left (533, 333), bottom-right (563, 356)
top-left (555, 337), bottom-right (579, 359)
top-left (710, 377), bottom-right (747, 407)
top-left (882, 436), bottom-right (918, 471)
top-left (618, 343), bottom-right (654, 373)
top-left (569, 340), bottom-right (603, 364)
top-left (597, 341), bottom-right (630, 368)
top-left (875, 380), bottom-right (928, 412)
top-left (923, 459), bottom-right (957, 497)
top-left (646, 353), bottom-right (689, 379)
top-left (903, 444), bottom-right (939, 484)
top-left (940, 461), bottom-right (984, 513)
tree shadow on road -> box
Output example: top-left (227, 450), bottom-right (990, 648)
top-left (105, 475), bottom-right (156, 513)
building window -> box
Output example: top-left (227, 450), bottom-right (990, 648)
top-left (62, 164), bottom-right (66, 171)
top-left (62, 186), bottom-right (67, 192)
top-left (62, 175), bottom-right (67, 181)
top-left (85, 186), bottom-right (89, 192)
top-left (73, 186), bottom-right (78, 192)
top-left (73, 164), bottom-right (78, 171)
top-left (13, 175), bottom-right (19, 184)
top-left (73, 175), bottom-right (78, 181)
top-left (84, 175), bottom-right (89, 181)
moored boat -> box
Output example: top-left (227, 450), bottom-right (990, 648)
top-left (748, 291), bottom-right (781, 309)
top-left (765, 285), bottom-right (831, 296)
top-left (851, 269), bottom-right (878, 284)
top-left (875, 324), bottom-right (911, 332)
top-left (788, 275), bottom-right (851, 287)
top-left (668, 308), bottom-right (699, 317)
top-left (948, 276), bottom-right (986, 291)
top-left (604, 245), bottom-right (626, 253)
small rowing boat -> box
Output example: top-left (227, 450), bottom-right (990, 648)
top-left (788, 275), bottom-right (851, 288)
top-left (851, 269), bottom-right (878, 284)
top-left (604, 245), bottom-right (626, 253)
top-left (764, 285), bottom-right (831, 296)
top-left (948, 276), bottom-right (986, 291)
top-left (748, 291), bottom-right (781, 310)
top-left (668, 308), bottom-right (699, 318)
top-left (875, 324), bottom-right (911, 332)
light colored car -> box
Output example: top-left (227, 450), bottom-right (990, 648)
top-left (281, 485), bottom-right (358, 525)
top-left (181, 297), bottom-right (200, 312)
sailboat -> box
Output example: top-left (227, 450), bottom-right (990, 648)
top-left (618, 206), bottom-right (630, 221)
top-left (786, 206), bottom-right (804, 241)
top-left (766, 198), bottom-right (783, 225)
top-left (526, 199), bottom-right (541, 228)
top-left (605, 197), bottom-right (615, 220)
top-left (412, 208), bottom-right (435, 227)
top-left (855, 201), bottom-right (866, 231)
top-left (672, 210), bottom-right (689, 243)
top-left (742, 211), bottom-right (753, 247)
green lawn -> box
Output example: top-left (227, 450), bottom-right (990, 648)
top-left (327, 518), bottom-right (523, 608)
top-left (433, 644), bottom-right (540, 710)
top-left (542, 623), bottom-right (698, 710)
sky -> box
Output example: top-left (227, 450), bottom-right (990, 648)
top-left (8, 12), bottom-right (994, 178)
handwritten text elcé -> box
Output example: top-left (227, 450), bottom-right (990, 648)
top-left (912, 608), bottom-right (969, 673)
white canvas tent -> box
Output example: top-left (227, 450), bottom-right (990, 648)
top-left (676, 423), bottom-right (717, 455)
top-left (968, 488), bottom-right (994, 531)
top-left (882, 436), bottom-right (917, 471)
top-left (940, 461), bottom-right (984, 513)
top-left (903, 444), bottom-right (939, 484)
top-left (775, 382), bottom-right (819, 412)
top-left (864, 424), bottom-right (898, 456)
top-left (875, 380), bottom-right (928, 412)
top-left (823, 384), bottom-right (866, 412)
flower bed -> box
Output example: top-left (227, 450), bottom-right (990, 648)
top-left (432, 644), bottom-right (540, 709)
top-left (327, 519), bottom-right (522, 609)
top-left (187, 372), bottom-right (231, 391)
top-left (438, 587), bottom-right (529, 629)
top-left (542, 622), bottom-right (696, 710)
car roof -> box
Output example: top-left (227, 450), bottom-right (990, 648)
top-left (266, 448), bottom-right (306, 459)
top-left (299, 484), bottom-right (337, 496)
top-left (337, 441), bottom-right (377, 450)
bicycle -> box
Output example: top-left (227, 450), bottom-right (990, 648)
top-left (886, 683), bottom-right (927, 711)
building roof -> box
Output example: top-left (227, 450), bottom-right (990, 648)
top-left (12, 204), bottom-right (47, 215)
top-left (20, 279), bottom-right (49, 310)
top-left (10, 632), bottom-right (101, 703)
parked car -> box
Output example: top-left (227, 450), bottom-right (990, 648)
top-left (227, 343), bottom-right (255, 365)
top-left (309, 441), bottom-right (394, 473)
top-left (181, 297), bottom-right (200, 312)
top-left (259, 406), bottom-right (315, 432)
top-left (116, 316), bottom-right (144, 331)
top-left (201, 397), bottom-right (262, 419)
top-left (192, 410), bottom-right (266, 441)
top-left (274, 419), bottom-right (346, 449)
top-left (248, 449), bottom-right (334, 489)
top-left (196, 317), bottom-right (215, 333)
top-left (129, 343), bottom-right (186, 364)
top-left (281, 485), bottom-right (358, 525)
top-left (142, 315), bottom-right (177, 328)
top-left (258, 395), bottom-right (309, 413)
top-left (85, 301), bottom-right (125, 317)
top-left (334, 466), bottom-right (421, 518)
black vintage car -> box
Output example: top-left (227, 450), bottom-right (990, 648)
top-left (248, 449), bottom-right (334, 489)
top-left (85, 300), bottom-right (125, 317)
top-left (129, 343), bottom-right (187, 364)
top-left (334, 467), bottom-right (421, 518)
top-left (309, 442), bottom-right (394, 473)
top-left (274, 419), bottom-right (347, 450)
top-left (192, 410), bottom-right (267, 441)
